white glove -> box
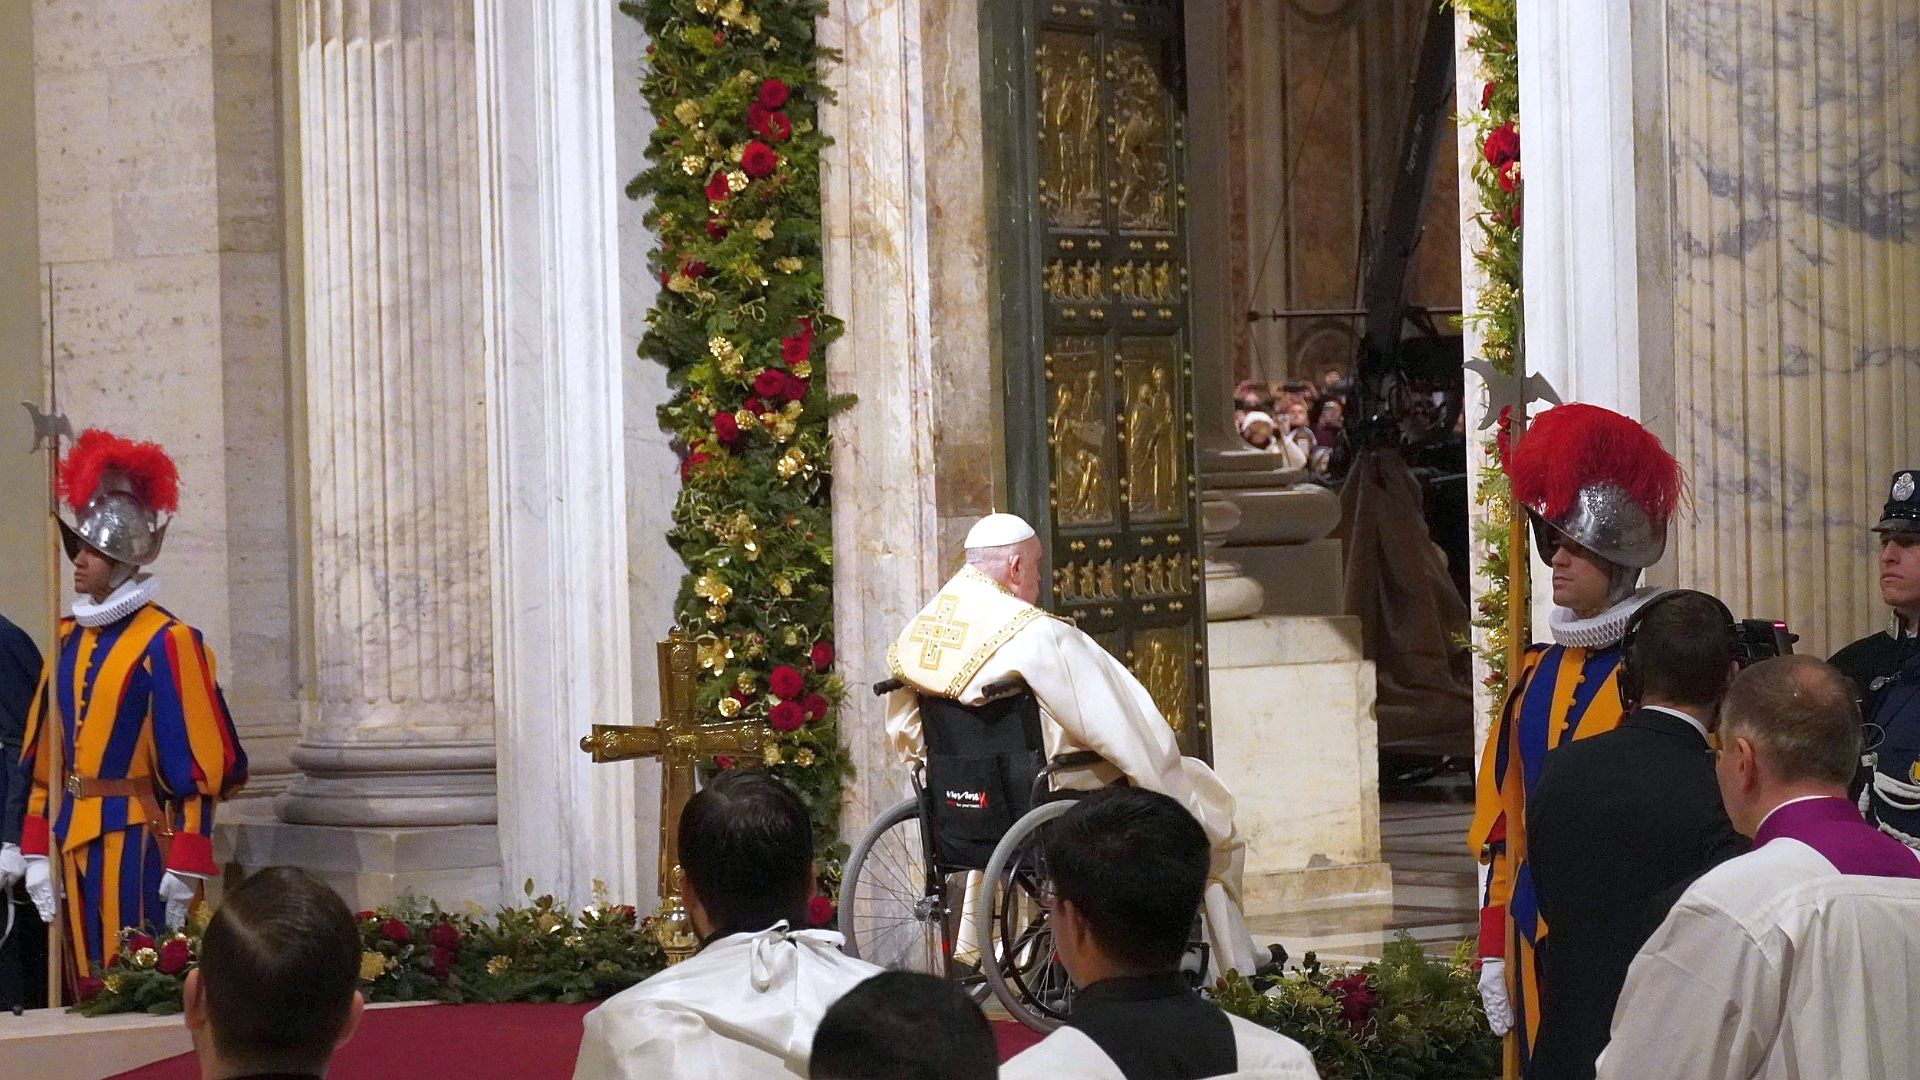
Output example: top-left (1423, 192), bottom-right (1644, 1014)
top-left (159, 871), bottom-right (201, 930)
top-left (0, 843), bottom-right (23, 890)
top-left (24, 856), bottom-right (56, 923)
top-left (1479, 958), bottom-right (1514, 1036)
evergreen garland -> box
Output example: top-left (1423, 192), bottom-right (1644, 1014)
top-left (621, 0), bottom-right (854, 887)
top-left (1459, 0), bottom-right (1523, 726)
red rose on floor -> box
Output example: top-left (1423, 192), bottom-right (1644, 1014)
top-left (429, 922), bottom-right (461, 951)
top-left (430, 945), bottom-right (455, 980)
top-left (780, 335), bottom-right (809, 366)
top-left (770, 665), bottom-right (805, 699)
top-left (157, 938), bottom-right (193, 975)
top-left (714, 754), bottom-right (737, 771)
top-left (1328, 973), bottom-right (1377, 1032)
top-left (747, 102), bottom-right (772, 136)
top-left (770, 701), bottom-right (805, 731)
top-left (806, 896), bottom-right (835, 928)
top-left (381, 918), bottom-right (412, 944)
top-left (706, 172), bottom-right (731, 202)
top-left (754, 369), bottom-right (788, 399)
top-left (757, 78), bottom-right (790, 109)
top-left (809, 640), bottom-right (834, 671)
top-left (126, 932), bottom-right (155, 955)
top-left (713, 411), bottom-right (741, 446)
top-left (740, 141), bottom-right (777, 179)
top-left (801, 693), bottom-right (829, 723)
top-left (1483, 121), bottom-right (1519, 168)
top-left (76, 976), bottom-right (104, 1002)
top-left (765, 113), bottom-right (792, 143)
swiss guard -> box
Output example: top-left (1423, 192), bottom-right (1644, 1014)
top-left (1846, 469), bottom-right (1920, 848)
top-left (1466, 404), bottom-right (1684, 1079)
top-left (10, 430), bottom-right (247, 979)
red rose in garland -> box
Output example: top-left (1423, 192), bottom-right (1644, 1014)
top-left (713, 412), bottom-right (741, 446)
top-left (747, 101), bottom-right (772, 136)
top-left (429, 922), bottom-right (462, 951)
top-left (770, 701), bottom-right (805, 731)
top-left (809, 640), bottom-right (834, 671)
top-left (705, 215), bottom-right (728, 239)
top-left (126, 932), bottom-right (156, 955)
top-left (770, 664), bottom-right (805, 699)
top-left (740, 141), bottom-right (778, 180)
top-left (744, 397), bottom-right (768, 415)
top-left (1481, 80), bottom-right (1496, 110)
top-left (430, 946), bottom-right (455, 980)
top-left (778, 372), bottom-right (808, 403)
top-left (806, 895), bottom-right (835, 928)
top-left (714, 754), bottom-right (737, 770)
top-left (381, 918), bottom-right (412, 944)
top-left (680, 450), bottom-right (708, 480)
top-left (1483, 121), bottom-right (1519, 169)
top-left (754, 369), bottom-right (789, 399)
top-left (780, 334), bottom-right (809, 366)
top-left (1329, 973), bottom-right (1378, 1033)
top-left (705, 171), bottom-right (731, 202)
top-left (76, 976), bottom-right (104, 1002)
top-left (757, 78), bottom-right (789, 109)
top-left (801, 693), bottom-right (829, 723)
top-left (156, 938), bottom-right (193, 976)
top-left (765, 113), bottom-right (792, 143)
top-left (1497, 159), bottom-right (1520, 194)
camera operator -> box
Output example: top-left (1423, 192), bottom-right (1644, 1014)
top-left (1523, 590), bottom-right (1753, 1080)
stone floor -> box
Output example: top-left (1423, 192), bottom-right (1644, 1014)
top-left (1248, 799), bottom-right (1479, 968)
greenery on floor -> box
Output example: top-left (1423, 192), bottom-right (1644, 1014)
top-left (1216, 936), bottom-right (1500, 1080)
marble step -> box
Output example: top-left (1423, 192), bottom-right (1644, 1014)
top-left (1207, 613), bottom-right (1366, 668)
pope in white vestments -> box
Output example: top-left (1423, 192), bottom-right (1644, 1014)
top-left (884, 514), bottom-right (1266, 977)
top-left (572, 921), bottom-right (881, 1079)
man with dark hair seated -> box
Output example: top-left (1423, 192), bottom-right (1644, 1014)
top-left (1001, 788), bottom-right (1319, 1079)
top-left (809, 970), bottom-right (998, 1080)
top-left (184, 866), bottom-right (364, 1079)
top-left (573, 770), bottom-right (881, 1078)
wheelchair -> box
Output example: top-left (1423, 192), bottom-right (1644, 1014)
top-left (838, 676), bottom-right (1179, 1032)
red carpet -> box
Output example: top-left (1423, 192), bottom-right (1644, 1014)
top-left (111, 1002), bottom-right (1046, 1078)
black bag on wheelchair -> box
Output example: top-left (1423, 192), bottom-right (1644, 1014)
top-left (921, 691), bottom-right (1045, 871)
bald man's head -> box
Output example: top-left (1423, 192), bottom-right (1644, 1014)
top-left (1720, 656), bottom-right (1860, 788)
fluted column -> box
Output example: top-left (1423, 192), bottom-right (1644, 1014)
top-left (279, 0), bottom-right (496, 827)
top-left (1663, 0), bottom-right (1920, 657)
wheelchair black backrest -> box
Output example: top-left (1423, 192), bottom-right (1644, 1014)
top-left (920, 691), bottom-right (1045, 871)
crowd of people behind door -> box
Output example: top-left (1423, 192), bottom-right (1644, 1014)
top-left (1231, 368), bottom-right (1347, 480)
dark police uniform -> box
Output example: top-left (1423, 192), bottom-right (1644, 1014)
top-left (1836, 470), bottom-right (1920, 846)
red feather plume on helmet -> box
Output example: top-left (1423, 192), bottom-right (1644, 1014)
top-left (58, 430), bottom-right (180, 516)
top-left (1507, 403), bottom-right (1683, 526)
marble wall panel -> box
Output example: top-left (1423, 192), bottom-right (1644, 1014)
top-left (1663, 0), bottom-right (1920, 656)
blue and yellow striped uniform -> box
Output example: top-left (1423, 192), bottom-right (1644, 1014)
top-left (18, 603), bottom-right (247, 977)
top-left (1468, 642), bottom-right (1625, 1080)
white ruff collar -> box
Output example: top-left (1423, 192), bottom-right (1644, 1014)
top-left (73, 576), bottom-right (157, 627)
top-left (1548, 587), bottom-right (1665, 650)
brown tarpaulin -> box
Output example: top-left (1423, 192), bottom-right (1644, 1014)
top-left (1336, 450), bottom-right (1474, 747)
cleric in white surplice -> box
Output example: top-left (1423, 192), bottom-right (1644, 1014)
top-left (1596, 657), bottom-right (1920, 1080)
top-left (573, 772), bottom-right (880, 1079)
top-left (884, 513), bottom-right (1268, 977)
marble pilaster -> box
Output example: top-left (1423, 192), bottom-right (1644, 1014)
top-left (279, 0), bottom-right (498, 834)
top-left (475, 0), bottom-right (645, 907)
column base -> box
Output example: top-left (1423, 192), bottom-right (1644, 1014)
top-left (277, 740), bottom-right (498, 827)
top-left (220, 804), bottom-right (503, 911)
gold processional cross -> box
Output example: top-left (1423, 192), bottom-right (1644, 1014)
top-left (579, 627), bottom-right (770, 963)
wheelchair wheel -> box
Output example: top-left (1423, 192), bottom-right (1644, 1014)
top-left (977, 798), bottom-right (1076, 1032)
top-left (839, 797), bottom-right (949, 973)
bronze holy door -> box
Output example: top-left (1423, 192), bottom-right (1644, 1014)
top-left (987, 0), bottom-right (1210, 758)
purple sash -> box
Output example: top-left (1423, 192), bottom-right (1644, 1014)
top-left (1753, 797), bottom-right (1920, 879)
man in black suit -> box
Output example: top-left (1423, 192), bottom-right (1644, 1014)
top-left (1525, 590), bottom-right (1750, 1080)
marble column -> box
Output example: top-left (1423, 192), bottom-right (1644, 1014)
top-left (1661, 0), bottom-right (1920, 656)
top-left (277, 0), bottom-right (498, 834)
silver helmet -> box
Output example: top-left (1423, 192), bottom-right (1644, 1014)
top-left (60, 487), bottom-right (169, 566)
top-left (1527, 481), bottom-right (1667, 570)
